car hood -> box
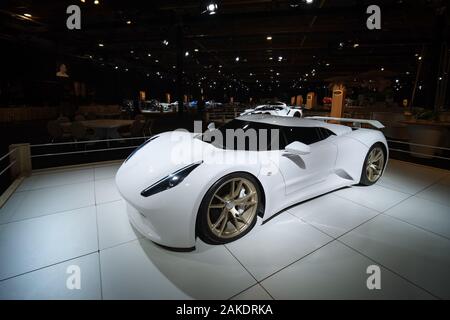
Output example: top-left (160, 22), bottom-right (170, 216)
top-left (117, 131), bottom-right (228, 198)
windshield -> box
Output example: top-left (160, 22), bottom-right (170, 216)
top-left (256, 105), bottom-right (284, 111)
top-left (200, 119), bottom-right (282, 151)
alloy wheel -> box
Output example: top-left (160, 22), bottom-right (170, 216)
top-left (207, 178), bottom-right (258, 239)
top-left (366, 147), bottom-right (385, 183)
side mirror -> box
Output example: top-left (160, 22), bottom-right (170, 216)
top-left (207, 122), bottom-right (216, 131)
top-left (285, 141), bottom-right (311, 155)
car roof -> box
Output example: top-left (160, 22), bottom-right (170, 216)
top-left (236, 114), bottom-right (351, 136)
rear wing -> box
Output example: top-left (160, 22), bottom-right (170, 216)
top-left (305, 116), bottom-right (385, 129)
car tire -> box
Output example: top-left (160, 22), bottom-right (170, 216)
top-left (197, 172), bottom-right (262, 245)
top-left (359, 143), bottom-right (386, 186)
top-left (293, 112), bottom-right (301, 117)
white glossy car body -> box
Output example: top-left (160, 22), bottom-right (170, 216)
top-left (116, 115), bottom-right (387, 249)
top-left (241, 101), bottom-right (302, 117)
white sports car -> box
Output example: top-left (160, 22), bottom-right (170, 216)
top-left (116, 115), bottom-right (387, 250)
top-left (240, 101), bottom-right (302, 118)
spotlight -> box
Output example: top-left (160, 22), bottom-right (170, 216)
top-left (98, 43), bottom-right (104, 47)
top-left (126, 20), bottom-right (132, 25)
top-left (206, 3), bottom-right (218, 15)
top-left (380, 67), bottom-right (384, 71)
top-left (306, 0), bottom-right (314, 4)
top-left (235, 56), bottom-right (240, 62)
top-left (23, 13), bottom-right (32, 18)
top-left (266, 35), bottom-right (272, 40)
top-left (185, 51), bottom-right (190, 57)
top-left (162, 40), bottom-right (169, 46)
top-left (94, 0), bottom-right (99, 5)
top-left (194, 48), bottom-right (199, 52)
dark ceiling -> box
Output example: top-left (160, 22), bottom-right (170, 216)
top-left (0, 0), bottom-right (448, 92)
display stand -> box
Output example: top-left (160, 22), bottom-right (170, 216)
top-left (330, 84), bottom-right (346, 118)
top-left (306, 92), bottom-right (317, 109)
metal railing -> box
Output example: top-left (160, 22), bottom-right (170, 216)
top-left (387, 139), bottom-right (450, 161)
top-left (30, 136), bottom-right (148, 159)
top-left (0, 148), bottom-right (17, 177)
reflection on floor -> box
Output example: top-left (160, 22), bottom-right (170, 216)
top-left (0, 160), bottom-right (449, 300)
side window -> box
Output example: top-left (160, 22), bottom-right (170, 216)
top-left (283, 127), bottom-right (323, 146)
top-left (318, 127), bottom-right (336, 140)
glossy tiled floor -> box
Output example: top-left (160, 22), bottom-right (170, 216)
top-left (0, 160), bottom-right (449, 300)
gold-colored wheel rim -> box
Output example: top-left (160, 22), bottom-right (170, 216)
top-left (207, 178), bottom-right (258, 239)
top-left (366, 147), bottom-right (384, 183)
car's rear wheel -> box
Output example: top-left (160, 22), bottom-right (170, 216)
top-left (197, 173), bottom-right (261, 244)
top-left (293, 111), bottom-right (301, 117)
top-left (360, 143), bottom-right (386, 186)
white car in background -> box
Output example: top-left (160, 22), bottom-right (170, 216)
top-left (240, 101), bottom-right (302, 118)
top-left (116, 115), bottom-right (387, 250)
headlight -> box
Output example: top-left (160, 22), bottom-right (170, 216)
top-left (125, 136), bottom-right (159, 162)
top-left (141, 161), bottom-right (203, 197)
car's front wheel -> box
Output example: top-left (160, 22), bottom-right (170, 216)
top-left (360, 143), bottom-right (386, 186)
top-left (197, 173), bottom-right (262, 244)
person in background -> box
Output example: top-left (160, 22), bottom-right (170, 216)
top-left (197, 97), bottom-right (206, 121)
top-left (56, 63), bottom-right (74, 118)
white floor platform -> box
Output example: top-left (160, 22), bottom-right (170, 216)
top-left (0, 160), bottom-right (449, 300)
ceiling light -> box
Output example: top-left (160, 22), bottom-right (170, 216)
top-left (114, 66), bottom-right (118, 69)
top-left (266, 36), bottom-right (272, 40)
top-left (94, 0), bottom-right (99, 5)
top-left (278, 56), bottom-right (283, 61)
top-left (194, 48), bottom-right (199, 52)
top-left (98, 43), bottom-right (104, 47)
top-left (235, 56), bottom-right (240, 62)
top-left (353, 43), bottom-right (360, 48)
top-left (185, 51), bottom-right (190, 57)
top-left (23, 13), bottom-right (32, 18)
top-left (306, 0), bottom-right (314, 3)
top-left (147, 53), bottom-right (151, 57)
top-left (130, 50), bottom-right (134, 54)
top-left (326, 63), bottom-right (330, 66)
top-left (162, 40), bottom-right (169, 46)
top-left (155, 59), bottom-right (159, 63)
top-left (126, 20), bottom-right (132, 25)
top-left (418, 56), bottom-right (422, 60)
top-left (269, 57), bottom-right (273, 60)
top-left (81, 0), bottom-right (85, 3)
top-left (381, 67), bottom-right (384, 71)
top-left (206, 3), bottom-right (218, 15)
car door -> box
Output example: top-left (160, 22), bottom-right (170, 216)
top-left (278, 127), bottom-right (337, 195)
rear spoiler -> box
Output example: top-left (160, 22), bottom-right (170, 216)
top-left (306, 116), bottom-right (385, 129)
